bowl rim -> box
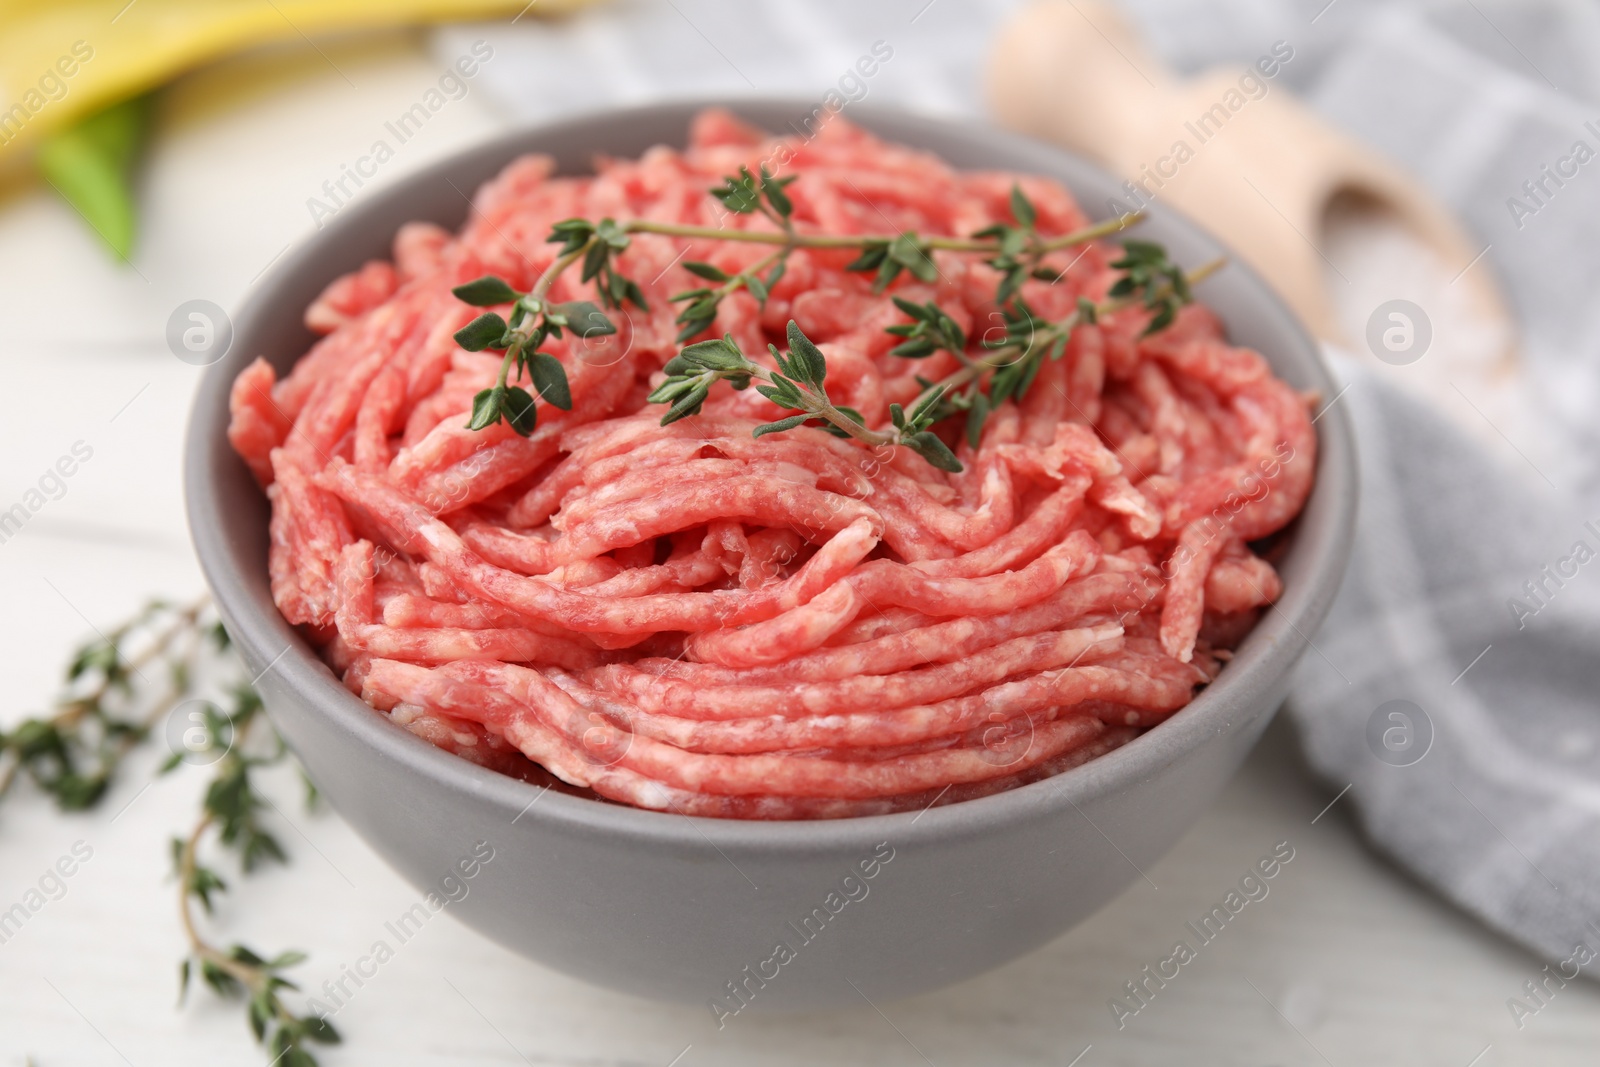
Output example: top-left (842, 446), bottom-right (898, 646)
top-left (185, 96), bottom-right (1357, 850)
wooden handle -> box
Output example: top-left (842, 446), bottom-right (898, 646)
top-left (986, 0), bottom-right (1514, 353)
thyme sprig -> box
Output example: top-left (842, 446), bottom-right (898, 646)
top-left (2, 598), bottom-right (335, 1066)
top-left (673, 165), bottom-right (797, 340)
top-left (450, 175), bottom-right (1140, 435)
top-left (448, 170), bottom-right (1209, 469)
top-left (648, 320), bottom-right (962, 472)
top-left (0, 597), bottom-right (208, 810)
top-left (672, 246), bottom-right (789, 343)
top-left (172, 685), bottom-right (337, 1066)
top-left (926, 252), bottom-right (1225, 448)
top-left (886, 296), bottom-right (969, 361)
top-left (647, 250), bottom-right (1221, 471)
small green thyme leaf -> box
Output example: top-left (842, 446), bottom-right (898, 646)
top-left (452, 276), bottom-right (520, 306)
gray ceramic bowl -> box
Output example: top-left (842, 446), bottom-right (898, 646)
top-left (186, 99), bottom-right (1355, 1012)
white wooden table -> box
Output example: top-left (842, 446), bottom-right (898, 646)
top-left (2, 32), bottom-right (1598, 1067)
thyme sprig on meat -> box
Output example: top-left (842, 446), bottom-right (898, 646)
top-left (647, 241), bottom-right (1224, 471)
top-left (447, 171), bottom-right (1210, 470)
top-left (646, 320), bottom-right (963, 471)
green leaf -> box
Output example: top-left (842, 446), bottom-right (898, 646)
top-left (758, 373), bottom-right (805, 410)
top-left (37, 94), bottom-right (152, 260)
top-left (596, 217), bottom-right (630, 249)
top-left (660, 383), bottom-right (710, 425)
top-left (682, 261), bottom-right (729, 282)
top-left (761, 168), bottom-right (795, 219)
top-left (784, 321), bottom-right (827, 387)
top-left (526, 353), bottom-right (572, 411)
top-left (888, 233), bottom-right (938, 284)
top-left (452, 276), bottom-right (520, 306)
top-left (889, 338), bottom-right (936, 359)
top-left (454, 313), bottom-right (510, 352)
top-left (1143, 304), bottom-right (1176, 336)
top-left (845, 242), bottom-right (888, 273)
top-left (965, 392), bottom-right (990, 449)
top-left (711, 167), bottom-right (762, 213)
top-left (745, 273), bottom-right (769, 308)
top-left (764, 257), bottom-right (787, 292)
top-left (55, 773), bottom-right (108, 810)
top-left (580, 239), bottom-right (609, 283)
top-left (553, 301), bottom-right (615, 338)
top-left (301, 1015), bottom-right (342, 1044)
top-left (1009, 183), bottom-right (1037, 229)
top-left (467, 386), bottom-right (504, 431)
top-left (873, 257), bottom-right (905, 292)
top-left (548, 217), bottom-right (595, 254)
top-left (905, 431), bottom-right (963, 473)
top-left (674, 299), bottom-right (719, 342)
top-left (268, 950), bottom-right (309, 968)
top-left (679, 336), bottom-right (747, 371)
top-left (752, 414), bottom-right (811, 437)
top-left (891, 295), bottom-right (930, 321)
top-left (1016, 351), bottom-right (1044, 398)
top-left (647, 377), bottom-right (698, 405)
top-left (906, 385), bottom-right (946, 429)
top-left (503, 386), bottom-right (538, 436)
top-left (249, 992), bottom-right (271, 1041)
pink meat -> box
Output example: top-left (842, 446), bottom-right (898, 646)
top-left (226, 109), bottom-right (1315, 818)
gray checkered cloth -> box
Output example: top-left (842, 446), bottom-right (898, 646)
top-left (437, 0), bottom-right (1600, 968)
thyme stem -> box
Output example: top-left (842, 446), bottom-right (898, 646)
top-left (626, 210), bottom-right (1143, 254)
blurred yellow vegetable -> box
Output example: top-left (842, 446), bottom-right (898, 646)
top-left (1, 0), bottom-right (599, 258)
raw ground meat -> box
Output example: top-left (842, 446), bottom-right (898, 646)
top-left (228, 108), bottom-right (1315, 819)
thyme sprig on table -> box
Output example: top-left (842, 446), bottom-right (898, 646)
top-left (445, 167), bottom-right (1218, 473)
top-left (1, 598), bottom-right (332, 1066)
top-left (0, 597), bottom-right (209, 809)
top-left (172, 683), bottom-right (338, 1067)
